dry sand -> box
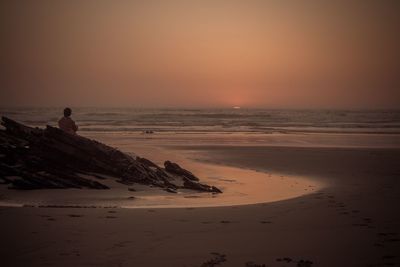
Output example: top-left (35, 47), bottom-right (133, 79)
top-left (1, 145), bottom-right (400, 266)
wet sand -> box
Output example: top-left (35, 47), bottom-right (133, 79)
top-left (0, 146), bottom-right (320, 208)
top-left (1, 145), bottom-right (400, 266)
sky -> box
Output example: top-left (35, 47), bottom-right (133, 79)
top-left (1, 0), bottom-right (399, 108)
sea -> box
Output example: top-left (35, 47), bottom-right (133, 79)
top-left (1, 108), bottom-right (400, 148)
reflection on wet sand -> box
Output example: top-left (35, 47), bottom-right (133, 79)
top-left (0, 146), bottom-right (322, 208)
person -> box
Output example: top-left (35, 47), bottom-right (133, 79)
top-left (58, 107), bottom-right (78, 134)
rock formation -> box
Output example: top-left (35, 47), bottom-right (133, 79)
top-left (0, 117), bottom-right (221, 193)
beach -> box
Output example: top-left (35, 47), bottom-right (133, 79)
top-left (1, 140), bottom-right (400, 266)
top-left (2, 0), bottom-right (400, 264)
top-left (2, 0), bottom-right (400, 265)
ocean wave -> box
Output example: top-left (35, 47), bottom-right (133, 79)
top-left (1, 108), bottom-right (400, 135)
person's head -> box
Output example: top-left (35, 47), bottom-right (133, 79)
top-left (63, 107), bottom-right (72, 117)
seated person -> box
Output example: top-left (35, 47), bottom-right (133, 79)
top-left (58, 107), bottom-right (78, 134)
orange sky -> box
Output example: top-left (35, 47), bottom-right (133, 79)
top-left (1, 0), bottom-right (399, 108)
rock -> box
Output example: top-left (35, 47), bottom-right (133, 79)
top-left (164, 160), bottom-right (199, 181)
top-left (0, 117), bottom-right (221, 193)
top-left (182, 177), bottom-right (222, 193)
top-left (164, 187), bottom-right (177, 194)
top-left (136, 157), bottom-right (160, 169)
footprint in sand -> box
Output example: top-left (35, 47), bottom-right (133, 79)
top-left (380, 255), bottom-right (397, 266)
top-left (352, 223), bottom-right (369, 227)
top-left (200, 252), bottom-right (226, 267)
top-left (113, 241), bottom-right (132, 248)
top-left (382, 255), bottom-right (396, 260)
top-left (363, 218), bottom-right (372, 223)
top-left (378, 232), bottom-right (397, 237)
top-left (297, 259), bottom-right (314, 267)
top-left (374, 232), bottom-right (399, 249)
top-left (245, 261), bottom-right (266, 267)
top-left (276, 257), bottom-right (313, 267)
top-left (276, 257), bottom-right (292, 263)
top-left (373, 242), bottom-right (385, 247)
top-left (68, 214), bottom-right (83, 218)
top-left (385, 237), bottom-right (400, 243)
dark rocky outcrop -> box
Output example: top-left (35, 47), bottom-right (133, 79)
top-left (164, 160), bottom-right (199, 181)
top-left (0, 117), bottom-right (221, 193)
top-left (183, 177), bottom-right (222, 193)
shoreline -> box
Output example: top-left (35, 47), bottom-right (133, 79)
top-left (86, 130), bottom-right (400, 150)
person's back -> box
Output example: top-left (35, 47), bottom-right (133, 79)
top-left (58, 108), bottom-right (78, 134)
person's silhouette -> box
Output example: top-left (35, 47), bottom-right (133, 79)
top-left (58, 107), bottom-right (78, 134)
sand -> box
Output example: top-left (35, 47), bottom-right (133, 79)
top-left (1, 145), bottom-right (400, 266)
